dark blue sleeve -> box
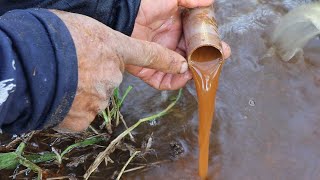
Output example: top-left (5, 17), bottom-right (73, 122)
top-left (0, 0), bottom-right (141, 36)
top-left (0, 9), bottom-right (77, 134)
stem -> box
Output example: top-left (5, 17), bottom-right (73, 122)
top-left (116, 151), bottom-right (140, 180)
top-left (118, 86), bottom-right (133, 107)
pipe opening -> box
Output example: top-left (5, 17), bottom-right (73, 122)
top-left (191, 46), bottom-right (222, 62)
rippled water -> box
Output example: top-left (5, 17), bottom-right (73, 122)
top-left (112, 0), bottom-right (320, 179)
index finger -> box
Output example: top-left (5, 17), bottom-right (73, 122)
top-left (178, 0), bottom-right (214, 8)
top-left (118, 36), bottom-right (189, 74)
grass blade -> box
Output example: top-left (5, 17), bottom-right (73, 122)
top-left (118, 86), bottom-right (133, 108)
top-left (60, 136), bottom-right (106, 158)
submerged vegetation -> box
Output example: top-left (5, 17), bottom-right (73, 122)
top-left (0, 87), bottom-right (183, 179)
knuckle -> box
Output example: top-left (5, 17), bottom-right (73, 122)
top-left (168, 56), bottom-right (179, 72)
top-left (145, 42), bottom-right (161, 66)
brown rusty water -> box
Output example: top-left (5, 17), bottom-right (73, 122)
top-left (189, 46), bottom-right (224, 179)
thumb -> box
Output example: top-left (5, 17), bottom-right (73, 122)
top-left (178, 0), bottom-right (214, 8)
top-left (119, 38), bottom-right (189, 74)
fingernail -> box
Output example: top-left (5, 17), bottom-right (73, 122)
top-left (184, 70), bottom-right (193, 79)
top-left (222, 42), bottom-right (232, 59)
top-left (180, 62), bottom-right (189, 74)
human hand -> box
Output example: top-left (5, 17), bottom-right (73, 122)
top-left (51, 10), bottom-right (190, 132)
top-left (129, 0), bottom-right (231, 90)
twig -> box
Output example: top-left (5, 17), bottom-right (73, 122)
top-left (116, 151), bottom-right (140, 180)
top-left (106, 106), bottom-right (113, 133)
top-left (22, 131), bottom-right (37, 142)
top-left (5, 137), bottom-right (22, 150)
top-left (89, 125), bottom-right (99, 135)
top-left (123, 166), bottom-right (145, 173)
top-left (119, 112), bottom-right (135, 142)
top-left (104, 156), bottom-right (114, 167)
top-left (122, 160), bottom-right (170, 167)
top-left (38, 133), bottom-right (62, 138)
top-left (4, 131), bottom-right (35, 151)
top-left (112, 97), bottom-right (120, 126)
top-left (83, 89), bottom-right (182, 179)
top-left (9, 168), bottom-right (28, 178)
top-left (47, 176), bottom-right (75, 180)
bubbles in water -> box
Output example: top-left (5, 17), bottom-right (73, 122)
top-left (25, 169), bottom-right (31, 176)
top-left (248, 99), bottom-right (256, 107)
top-left (148, 119), bottom-right (160, 126)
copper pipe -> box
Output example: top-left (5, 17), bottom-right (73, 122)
top-left (182, 6), bottom-right (224, 179)
top-left (182, 5), bottom-right (223, 62)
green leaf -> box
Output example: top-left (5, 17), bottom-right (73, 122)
top-left (61, 136), bottom-right (106, 158)
top-left (25, 153), bottom-right (57, 164)
top-left (0, 152), bottom-right (19, 170)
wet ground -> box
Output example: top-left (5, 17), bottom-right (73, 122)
top-left (1, 0), bottom-right (320, 179)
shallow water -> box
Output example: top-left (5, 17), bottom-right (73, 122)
top-left (116, 0), bottom-right (320, 179)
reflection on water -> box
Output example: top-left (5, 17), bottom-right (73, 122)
top-left (117, 0), bottom-right (320, 179)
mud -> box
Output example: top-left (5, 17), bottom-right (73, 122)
top-left (170, 141), bottom-right (185, 159)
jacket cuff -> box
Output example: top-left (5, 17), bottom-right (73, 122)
top-left (0, 0), bottom-right (141, 36)
top-left (0, 9), bottom-right (77, 133)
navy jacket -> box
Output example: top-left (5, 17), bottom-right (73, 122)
top-left (0, 1), bottom-right (141, 134)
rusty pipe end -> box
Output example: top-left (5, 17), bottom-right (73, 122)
top-left (182, 5), bottom-right (223, 62)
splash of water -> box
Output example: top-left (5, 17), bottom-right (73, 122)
top-left (272, 3), bottom-right (320, 61)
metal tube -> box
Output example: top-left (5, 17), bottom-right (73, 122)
top-left (183, 5), bottom-right (223, 62)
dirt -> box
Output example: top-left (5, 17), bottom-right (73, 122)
top-left (170, 141), bottom-right (185, 159)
